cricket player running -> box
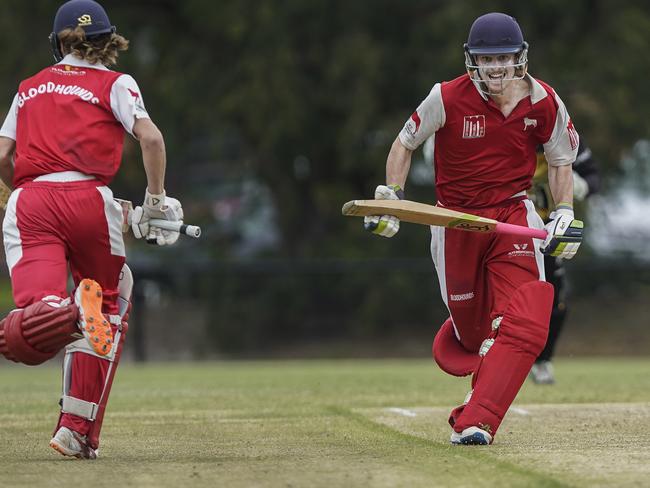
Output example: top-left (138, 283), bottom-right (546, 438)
top-left (365, 12), bottom-right (584, 444)
top-left (0, 0), bottom-right (183, 458)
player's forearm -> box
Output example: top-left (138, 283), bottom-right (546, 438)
top-left (141, 140), bottom-right (165, 195)
top-left (135, 120), bottom-right (166, 194)
top-left (386, 137), bottom-right (413, 189)
top-left (548, 164), bottom-right (573, 207)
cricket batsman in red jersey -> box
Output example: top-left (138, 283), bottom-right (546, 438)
top-left (0, 0), bottom-right (183, 458)
top-left (365, 12), bottom-right (584, 444)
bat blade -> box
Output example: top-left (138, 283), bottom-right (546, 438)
top-left (342, 199), bottom-right (498, 233)
top-left (342, 199), bottom-right (547, 239)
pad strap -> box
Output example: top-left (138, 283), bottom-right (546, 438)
top-left (108, 314), bottom-right (122, 325)
top-left (65, 331), bottom-right (122, 362)
top-left (61, 395), bottom-right (98, 421)
top-left (59, 331), bottom-right (123, 420)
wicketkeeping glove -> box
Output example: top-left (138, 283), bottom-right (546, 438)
top-left (363, 184), bottom-right (404, 238)
top-left (540, 206), bottom-right (583, 259)
top-left (131, 189), bottom-right (184, 246)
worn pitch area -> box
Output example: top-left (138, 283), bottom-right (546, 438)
top-left (362, 402), bottom-right (650, 487)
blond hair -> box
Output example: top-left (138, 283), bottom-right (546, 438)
top-left (58, 26), bottom-right (129, 67)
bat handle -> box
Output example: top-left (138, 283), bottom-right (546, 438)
top-left (495, 222), bottom-right (547, 240)
top-left (148, 219), bottom-right (202, 238)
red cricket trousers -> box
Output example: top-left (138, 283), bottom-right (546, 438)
top-left (3, 175), bottom-right (125, 435)
top-left (430, 198), bottom-right (551, 435)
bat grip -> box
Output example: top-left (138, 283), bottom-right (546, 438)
top-left (148, 219), bottom-right (202, 238)
top-left (495, 222), bottom-right (547, 240)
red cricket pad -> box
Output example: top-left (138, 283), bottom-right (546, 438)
top-left (86, 319), bottom-right (128, 450)
top-left (432, 318), bottom-right (479, 377)
top-left (54, 317), bottom-right (129, 451)
top-left (452, 281), bottom-right (553, 437)
top-left (0, 301), bottom-right (79, 365)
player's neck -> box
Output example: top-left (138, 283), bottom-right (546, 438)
top-left (488, 79), bottom-right (530, 117)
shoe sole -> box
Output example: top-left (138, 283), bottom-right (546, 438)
top-left (76, 279), bottom-right (113, 356)
top-left (49, 439), bottom-right (82, 458)
top-left (455, 432), bottom-right (490, 445)
top-left (450, 427), bottom-right (492, 446)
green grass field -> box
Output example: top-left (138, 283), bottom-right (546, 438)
top-left (1, 358), bottom-right (649, 487)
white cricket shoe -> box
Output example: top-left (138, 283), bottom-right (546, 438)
top-left (529, 360), bottom-right (555, 385)
top-left (50, 426), bottom-right (97, 459)
top-left (450, 426), bottom-right (493, 445)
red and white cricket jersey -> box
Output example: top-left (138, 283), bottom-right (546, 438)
top-left (399, 74), bottom-right (579, 208)
top-left (0, 54), bottom-right (150, 187)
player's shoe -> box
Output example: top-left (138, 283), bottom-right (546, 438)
top-left (450, 426), bottom-right (493, 445)
top-left (529, 360), bottom-right (555, 384)
top-left (50, 426), bottom-right (97, 459)
top-left (75, 279), bottom-right (113, 356)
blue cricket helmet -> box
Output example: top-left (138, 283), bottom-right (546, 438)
top-left (49, 0), bottom-right (116, 62)
top-left (463, 12), bottom-right (529, 93)
top-left (464, 12), bottom-right (527, 55)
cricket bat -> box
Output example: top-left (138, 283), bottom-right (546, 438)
top-left (342, 199), bottom-right (547, 239)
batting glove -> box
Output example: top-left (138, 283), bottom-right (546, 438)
top-left (363, 184), bottom-right (404, 238)
top-left (540, 206), bottom-right (583, 259)
top-left (131, 189), bottom-right (184, 246)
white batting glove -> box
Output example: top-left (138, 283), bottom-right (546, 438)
top-left (131, 189), bottom-right (184, 246)
top-left (540, 206), bottom-right (584, 259)
top-left (363, 184), bottom-right (403, 238)
top-left (573, 171), bottom-right (589, 201)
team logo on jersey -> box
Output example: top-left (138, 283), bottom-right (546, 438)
top-left (17, 82), bottom-right (100, 107)
top-left (77, 14), bottom-right (93, 27)
top-left (567, 118), bottom-right (579, 150)
top-left (404, 111), bottom-right (421, 137)
top-left (523, 117), bottom-right (537, 130)
top-left (462, 115), bottom-right (485, 139)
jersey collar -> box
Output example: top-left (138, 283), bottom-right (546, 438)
top-left (527, 75), bottom-right (549, 104)
top-left (57, 54), bottom-right (109, 71)
top-left (471, 73), bottom-right (548, 104)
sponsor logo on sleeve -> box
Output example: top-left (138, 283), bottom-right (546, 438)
top-left (567, 119), bottom-right (579, 150)
top-left (462, 115), bottom-right (485, 138)
top-left (127, 88), bottom-right (140, 100)
top-left (128, 88), bottom-right (147, 114)
top-left (404, 111), bottom-right (421, 137)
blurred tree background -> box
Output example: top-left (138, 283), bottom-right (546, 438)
top-left (0, 0), bottom-right (649, 359)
